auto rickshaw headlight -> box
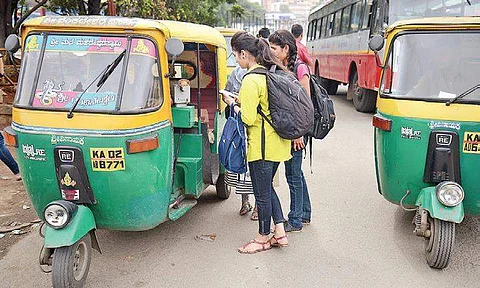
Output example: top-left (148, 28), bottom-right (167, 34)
top-left (436, 181), bottom-right (464, 207)
top-left (44, 200), bottom-right (78, 229)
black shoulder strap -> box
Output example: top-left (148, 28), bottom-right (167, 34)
top-left (245, 67), bottom-right (267, 77)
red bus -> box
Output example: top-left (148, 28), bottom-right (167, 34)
top-left (307, 0), bottom-right (480, 112)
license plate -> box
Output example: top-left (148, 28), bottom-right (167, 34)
top-left (463, 132), bottom-right (480, 154)
top-left (90, 148), bottom-right (126, 171)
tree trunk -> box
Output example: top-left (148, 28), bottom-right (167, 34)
top-left (88, 0), bottom-right (101, 15)
top-left (0, 0), bottom-right (18, 48)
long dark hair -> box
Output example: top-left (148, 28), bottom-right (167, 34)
top-left (268, 30), bottom-right (297, 72)
top-left (230, 31), bottom-right (283, 70)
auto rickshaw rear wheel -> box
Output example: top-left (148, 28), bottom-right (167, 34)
top-left (52, 234), bottom-right (92, 288)
top-left (424, 217), bottom-right (455, 269)
top-left (215, 173), bottom-right (230, 199)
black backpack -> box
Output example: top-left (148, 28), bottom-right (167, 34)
top-left (246, 65), bottom-right (314, 140)
top-left (294, 62), bottom-right (336, 139)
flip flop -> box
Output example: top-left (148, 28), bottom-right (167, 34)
top-left (269, 235), bottom-right (288, 247)
top-left (238, 239), bottom-right (271, 254)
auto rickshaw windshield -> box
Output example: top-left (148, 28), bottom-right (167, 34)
top-left (15, 34), bottom-right (163, 112)
top-left (381, 32), bottom-right (480, 103)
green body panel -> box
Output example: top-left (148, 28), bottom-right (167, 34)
top-left (415, 187), bottom-right (464, 223)
top-left (172, 106), bottom-right (195, 128)
top-left (44, 205), bottom-right (96, 248)
top-left (15, 123), bottom-right (173, 231)
top-left (173, 131), bottom-right (203, 197)
top-left (374, 113), bottom-right (480, 215)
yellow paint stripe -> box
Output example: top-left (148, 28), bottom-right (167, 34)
top-left (12, 107), bottom-right (172, 130)
top-left (377, 97), bottom-right (480, 122)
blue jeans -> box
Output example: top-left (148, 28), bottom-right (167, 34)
top-left (249, 160), bottom-right (284, 235)
top-left (285, 149), bottom-right (311, 228)
top-left (0, 133), bottom-right (19, 175)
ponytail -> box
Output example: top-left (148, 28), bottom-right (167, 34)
top-left (231, 31), bottom-right (284, 71)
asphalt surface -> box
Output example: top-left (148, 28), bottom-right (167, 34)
top-left (1, 86), bottom-right (480, 287)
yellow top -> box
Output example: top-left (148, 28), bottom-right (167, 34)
top-left (239, 64), bottom-right (291, 162)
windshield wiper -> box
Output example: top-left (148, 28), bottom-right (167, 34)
top-left (67, 49), bottom-right (126, 118)
top-left (446, 84), bottom-right (480, 106)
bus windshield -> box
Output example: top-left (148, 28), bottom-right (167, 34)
top-left (389, 0), bottom-right (480, 24)
top-left (381, 32), bottom-right (480, 103)
top-left (16, 34), bottom-right (163, 113)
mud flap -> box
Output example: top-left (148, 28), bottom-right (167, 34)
top-left (44, 205), bottom-right (96, 248)
top-left (415, 187), bottom-right (464, 224)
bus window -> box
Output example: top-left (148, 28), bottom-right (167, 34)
top-left (362, 0), bottom-right (373, 29)
top-left (350, 1), bottom-right (362, 32)
top-left (334, 10), bottom-right (342, 35)
top-left (316, 19), bottom-right (322, 39)
top-left (313, 20), bottom-right (318, 40)
top-left (327, 13), bottom-right (334, 37)
top-left (307, 21), bottom-right (313, 41)
top-left (341, 6), bottom-right (352, 33)
top-left (321, 16), bottom-right (328, 37)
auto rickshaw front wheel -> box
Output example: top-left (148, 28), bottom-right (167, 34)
top-left (424, 217), bottom-right (455, 269)
top-left (215, 173), bottom-right (230, 199)
top-left (52, 234), bottom-right (92, 288)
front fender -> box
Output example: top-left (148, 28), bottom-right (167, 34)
top-left (44, 205), bottom-right (96, 248)
top-left (415, 187), bottom-right (464, 223)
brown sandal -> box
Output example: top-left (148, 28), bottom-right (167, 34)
top-left (269, 235), bottom-right (288, 247)
top-left (238, 239), bottom-right (271, 254)
top-left (250, 206), bottom-right (258, 221)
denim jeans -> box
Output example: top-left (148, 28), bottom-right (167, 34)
top-left (285, 149), bottom-right (311, 228)
top-left (0, 133), bottom-right (19, 175)
top-left (249, 160), bottom-right (284, 235)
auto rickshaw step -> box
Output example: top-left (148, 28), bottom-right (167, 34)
top-left (168, 199), bottom-right (198, 221)
top-left (176, 157), bottom-right (203, 196)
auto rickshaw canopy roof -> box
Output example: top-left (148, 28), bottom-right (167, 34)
top-left (20, 16), bottom-right (227, 50)
top-left (386, 16), bottom-right (480, 35)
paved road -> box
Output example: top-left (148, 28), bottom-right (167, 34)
top-left (1, 87), bottom-right (480, 287)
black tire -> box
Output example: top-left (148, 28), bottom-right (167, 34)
top-left (215, 173), bottom-right (230, 199)
top-left (320, 77), bottom-right (339, 95)
top-left (350, 72), bottom-right (377, 113)
top-left (52, 234), bottom-right (92, 288)
top-left (424, 217), bottom-right (455, 269)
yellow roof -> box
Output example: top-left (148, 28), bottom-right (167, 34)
top-left (215, 27), bottom-right (243, 37)
top-left (21, 16), bottom-right (226, 49)
top-left (387, 17), bottom-right (480, 33)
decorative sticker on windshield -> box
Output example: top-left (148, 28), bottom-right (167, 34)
top-left (33, 79), bottom-right (117, 110)
top-left (46, 35), bottom-right (127, 52)
top-left (131, 39), bottom-right (156, 57)
top-left (463, 132), bottom-right (480, 154)
top-left (25, 35), bottom-right (42, 52)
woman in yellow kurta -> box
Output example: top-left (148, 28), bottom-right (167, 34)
top-left (221, 31), bottom-right (291, 254)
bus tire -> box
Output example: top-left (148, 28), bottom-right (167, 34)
top-left (424, 218), bottom-right (455, 269)
top-left (320, 77), bottom-right (339, 95)
top-left (350, 72), bottom-right (376, 113)
top-left (215, 173), bottom-right (230, 199)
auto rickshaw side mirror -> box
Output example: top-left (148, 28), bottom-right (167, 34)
top-left (369, 35), bottom-right (387, 69)
top-left (5, 34), bottom-right (21, 54)
top-left (368, 35), bottom-right (384, 52)
top-left (165, 38), bottom-right (184, 58)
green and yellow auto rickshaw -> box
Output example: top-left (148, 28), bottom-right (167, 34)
top-left (370, 17), bottom-right (480, 269)
top-left (3, 16), bottom-right (229, 287)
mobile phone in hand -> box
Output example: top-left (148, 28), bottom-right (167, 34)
top-left (219, 89), bottom-right (239, 100)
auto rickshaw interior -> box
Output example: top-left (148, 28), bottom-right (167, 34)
top-left (168, 42), bottom-right (220, 140)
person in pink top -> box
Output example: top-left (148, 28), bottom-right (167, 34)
top-left (291, 24), bottom-right (313, 70)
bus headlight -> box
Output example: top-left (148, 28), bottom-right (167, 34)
top-left (436, 181), bottom-right (464, 207)
top-left (44, 201), bottom-right (78, 229)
